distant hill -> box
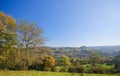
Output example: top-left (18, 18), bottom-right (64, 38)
top-left (50, 45), bottom-right (120, 58)
top-left (89, 45), bottom-right (120, 56)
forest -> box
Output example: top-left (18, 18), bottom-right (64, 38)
top-left (0, 11), bottom-right (120, 75)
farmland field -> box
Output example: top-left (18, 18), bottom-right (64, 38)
top-left (0, 71), bottom-right (119, 76)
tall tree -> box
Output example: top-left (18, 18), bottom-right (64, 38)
top-left (18, 20), bottom-right (45, 70)
top-left (0, 12), bottom-right (17, 50)
top-left (0, 12), bottom-right (18, 69)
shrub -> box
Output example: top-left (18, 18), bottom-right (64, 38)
top-left (106, 68), bottom-right (118, 74)
top-left (44, 67), bottom-right (52, 71)
top-left (68, 67), bottom-right (77, 73)
top-left (42, 55), bottom-right (55, 71)
top-left (28, 62), bottom-right (42, 71)
top-left (68, 66), bottom-right (84, 73)
top-left (91, 66), bottom-right (105, 74)
top-left (54, 66), bottom-right (62, 72)
top-left (60, 66), bottom-right (69, 72)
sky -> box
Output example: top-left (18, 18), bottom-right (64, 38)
top-left (0, 0), bottom-right (120, 47)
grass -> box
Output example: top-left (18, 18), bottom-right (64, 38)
top-left (83, 63), bottom-right (114, 69)
top-left (0, 71), bottom-right (119, 76)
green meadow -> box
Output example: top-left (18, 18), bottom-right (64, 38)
top-left (0, 71), bottom-right (119, 76)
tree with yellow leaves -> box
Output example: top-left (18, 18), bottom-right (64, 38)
top-left (42, 55), bottom-right (55, 71)
top-left (0, 12), bottom-right (18, 70)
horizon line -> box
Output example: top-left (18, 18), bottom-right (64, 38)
top-left (44, 44), bottom-right (120, 48)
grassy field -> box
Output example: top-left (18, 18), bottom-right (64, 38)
top-left (0, 71), bottom-right (119, 76)
top-left (83, 63), bottom-right (114, 69)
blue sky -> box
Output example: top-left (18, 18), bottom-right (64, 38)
top-left (0, 0), bottom-right (120, 47)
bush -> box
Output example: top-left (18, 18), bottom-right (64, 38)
top-left (28, 62), bottom-right (43, 71)
top-left (54, 66), bottom-right (62, 72)
top-left (44, 67), bottom-right (52, 71)
top-left (68, 67), bottom-right (77, 73)
top-left (91, 66), bottom-right (105, 74)
top-left (68, 66), bottom-right (84, 73)
top-left (77, 66), bottom-right (84, 73)
top-left (28, 55), bottom-right (55, 71)
top-left (84, 69), bottom-right (92, 73)
top-left (106, 68), bottom-right (118, 74)
top-left (42, 55), bottom-right (55, 71)
top-left (60, 66), bottom-right (69, 72)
